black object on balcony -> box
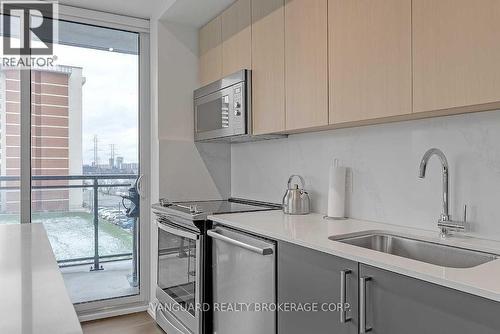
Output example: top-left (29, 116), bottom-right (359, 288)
top-left (121, 180), bottom-right (140, 286)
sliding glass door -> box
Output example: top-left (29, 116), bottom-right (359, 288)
top-left (32, 20), bottom-right (141, 304)
top-left (0, 7), bottom-right (150, 311)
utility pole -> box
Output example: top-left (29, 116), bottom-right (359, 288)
top-left (93, 135), bottom-right (99, 172)
top-left (109, 144), bottom-right (115, 169)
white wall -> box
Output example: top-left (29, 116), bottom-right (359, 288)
top-left (232, 110), bottom-right (500, 241)
top-left (157, 20), bottom-right (231, 202)
top-left (150, 18), bottom-right (231, 308)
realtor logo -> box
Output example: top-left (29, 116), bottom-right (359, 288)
top-left (2, 1), bottom-right (57, 56)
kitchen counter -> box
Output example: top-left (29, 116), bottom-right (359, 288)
top-left (209, 211), bottom-right (500, 302)
top-left (0, 223), bottom-right (82, 334)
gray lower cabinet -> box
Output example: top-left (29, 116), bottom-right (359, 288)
top-left (278, 241), bottom-right (358, 334)
top-left (359, 264), bottom-right (500, 334)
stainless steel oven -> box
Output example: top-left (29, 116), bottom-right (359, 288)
top-left (153, 198), bottom-right (281, 334)
top-left (156, 218), bottom-right (202, 334)
top-left (194, 70), bottom-right (250, 142)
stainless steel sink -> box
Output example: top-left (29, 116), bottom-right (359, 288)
top-left (329, 231), bottom-right (498, 268)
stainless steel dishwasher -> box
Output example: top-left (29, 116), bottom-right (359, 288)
top-left (207, 226), bottom-right (276, 334)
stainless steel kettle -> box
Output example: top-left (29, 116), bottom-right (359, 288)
top-left (282, 175), bottom-right (310, 215)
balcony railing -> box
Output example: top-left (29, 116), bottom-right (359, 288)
top-left (0, 174), bottom-right (138, 274)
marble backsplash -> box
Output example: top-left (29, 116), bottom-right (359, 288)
top-left (231, 110), bottom-right (500, 241)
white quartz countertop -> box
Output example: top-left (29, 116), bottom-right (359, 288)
top-left (209, 211), bottom-right (500, 302)
top-left (0, 223), bottom-right (82, 334)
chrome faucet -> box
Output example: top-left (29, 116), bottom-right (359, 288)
top-left (418, 148), bottom-right (466, 237)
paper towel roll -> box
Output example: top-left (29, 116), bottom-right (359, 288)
top-left (327, 161), bottom-right (346, 219)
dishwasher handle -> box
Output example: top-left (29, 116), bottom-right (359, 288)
top-left (208, 228), bottom-right (274, 256)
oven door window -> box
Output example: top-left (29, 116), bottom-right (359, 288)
top-left (158, 225), bottom-right (198, 316)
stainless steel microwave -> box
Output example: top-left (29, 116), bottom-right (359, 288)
top-left (194, 70), bottom-right (285, 142)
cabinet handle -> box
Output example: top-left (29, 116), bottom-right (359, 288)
top-left (359, 276), bottom-right (372, 333)
top-left (340, 269), bottom-right (352, 323)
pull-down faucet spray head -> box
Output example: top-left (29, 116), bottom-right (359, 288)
top-left (418, 161), bottom-right (426, 178)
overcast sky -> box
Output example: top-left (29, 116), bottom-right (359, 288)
top-left (54, 43), bottom-right (139, 166)
top-left (0, 16), bottom-right (139, 167)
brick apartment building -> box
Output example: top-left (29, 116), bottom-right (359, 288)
top-left (0, 66), bottom-right (84, 213)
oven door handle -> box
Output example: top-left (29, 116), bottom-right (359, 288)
top-left (207, 229), bottom-right (274, 255)
top-left (158, 221), bottom-right (199, 240)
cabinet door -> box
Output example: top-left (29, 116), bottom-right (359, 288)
top-left (199, 16), bottom-right (222, 86)
top-left (285, 0), bottom-right (328, 131)
top-left (413, 0), bottom-right (500, 113)
top-left (359, 264), bottom-right (500, 334)
top-left (278, 242), bottom-right (358, 334)
top-left (221, 0), bottom-right (252, 77)
top-left (251, 0), bottom-right (286, 135)
top-left (329, 0), bottom-right (412, 124)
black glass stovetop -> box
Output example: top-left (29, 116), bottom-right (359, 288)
top-left (166, 198), bottom-right (280, 215)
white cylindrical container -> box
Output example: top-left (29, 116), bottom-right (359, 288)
top-left (327, 159), bottom-right (346, 219)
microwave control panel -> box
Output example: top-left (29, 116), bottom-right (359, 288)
top-left (231, 83), bottom-right (245, 135)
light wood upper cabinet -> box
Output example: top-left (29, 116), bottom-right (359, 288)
top-left (221, 0), bottom-right (252, 77)
top-left (199, 16), bottom-right (222, 86)
top-left (413, 0), bottom-right (500, 113)
top-left (329, 0), bottom-right (412, 124)
top-left (285, 0), bottom-right (328, 131)
top-left (197, 0), bottom-right (500, 135)
top-left (251, 0), bottom-right (286, 134)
